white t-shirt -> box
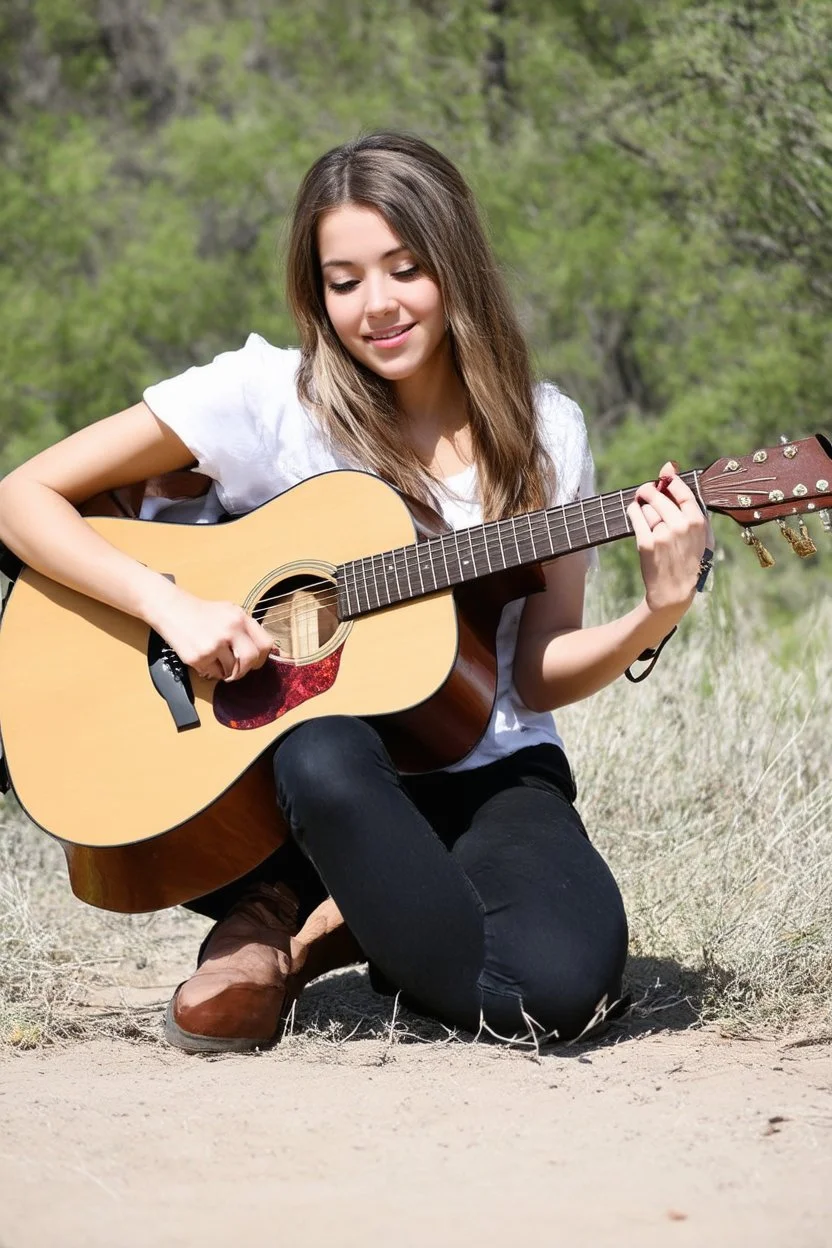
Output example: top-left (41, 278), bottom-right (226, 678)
top-left (143, 333), bottom-right (595, 772)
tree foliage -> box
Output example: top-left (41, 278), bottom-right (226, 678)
top-left (0, 0), bottom-right (829, 541)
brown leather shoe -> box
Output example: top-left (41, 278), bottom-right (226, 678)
top-left (164, 884), bottom-right (361, 1054)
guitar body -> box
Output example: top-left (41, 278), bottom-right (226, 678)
top-left (0, 470), bottom-right (540, 913)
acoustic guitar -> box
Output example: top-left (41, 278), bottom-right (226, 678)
top-left (0, 434), bottom-right (829, 914)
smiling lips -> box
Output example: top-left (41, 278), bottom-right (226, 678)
top-left (364, 323), bottom-right (416, 348)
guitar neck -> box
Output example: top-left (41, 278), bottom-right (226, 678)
top-left (338, 469), bottom-right (703, 619)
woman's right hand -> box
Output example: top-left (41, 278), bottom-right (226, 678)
top-left (147, 583), bottom-right (275, 682)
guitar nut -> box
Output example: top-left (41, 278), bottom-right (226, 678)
top-left (783, 445), bottom-right (798, 458)
top-left (768, 489), bottom-right (785, 502)
top-left (752, 450), bottom-right (768, 463)
top-left (793, 484), bottom-right (808, 497)
top-left (817, 479), bottom-right (829, 491)
top-left (737, 494), bottom-right (752, 506)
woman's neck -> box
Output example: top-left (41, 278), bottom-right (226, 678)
top-left (393, 338), bottom-right (471, 477)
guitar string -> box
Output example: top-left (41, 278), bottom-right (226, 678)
top-left (251, 518), bottom-right (620, 625)
top-left (247, 496), bottom-right (733, 621)
top-left (245, 491), bottom-right (646, 615)
top-left (243, 475), bottom-right (758, 620)
top-left (247, 492), bottom-right (647, 617)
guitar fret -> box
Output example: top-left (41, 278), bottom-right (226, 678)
top-left (533, 512), bottom-right (553, 559)
top-left (525, 514), bottom-right (539, 561)
top-left (354, 559), bottom-right (366, 611)
top-left (509, 517), bottom-right (521, 566)
top-left (480, 524), bottom-right (493, 573)
top-left (482, 523), bottom-right (499, 570)
top-left (398, 546), bottom-right (413, 599)
top-left (353, 559), bottom-right (366, 613)
top-left (438, 535), bottom-right (451, 585)
top-left (619, 489), bottom-right (631, 532)
top-left (578, 498), bottom-right (591, 545)
top-left (600, 497), bottom-right (610, 540)
top-left (386, 548), bottom-right (402, 601)
top-left (366, 557), bottom-right (380, 609)
top-left (466, 530), bottom-right (478, 579)
top-left (341, 567), bottom-right (353, 617)
top-left (498, 524), bottom-right (508, 568)
top-left (373, 554), bottom-right (390, 606)
top-left (418, 543), bottom-right (435, 592)
top-left (441, 532), bottom-right (459, 582)
top-left (409, 545), bottom-right (425, 594)
top-left (434, 541), bottom-right (446, 589)
top-left (544, 509), bottom-right (557, 554)
top-left (451, 530), bottom-right (466, 580)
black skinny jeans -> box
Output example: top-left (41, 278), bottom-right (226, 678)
top-left (194, 716), bottom-right (629, 1041)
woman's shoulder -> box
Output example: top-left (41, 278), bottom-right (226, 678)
top-left (239, 332), bottom-right (300, 365)
top-left (145, 334), bottom-right (302, 414)
top-left (532, 381), bottom-right (594, 504)
top-left (232, 334), bottom-right (302, 391)
top-left (533, 381), bottom-right (591, 469)
top-left (533, 380), bottom-right (587, 439)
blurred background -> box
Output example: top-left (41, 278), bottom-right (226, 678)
top-left (0, 0), bottom-right (830, 601)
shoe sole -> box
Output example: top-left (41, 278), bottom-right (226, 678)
top-left (163, 997), bottom-right (280, 1055)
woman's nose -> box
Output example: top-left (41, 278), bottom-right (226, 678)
top-left (364, 276), bottom-right (397, 318)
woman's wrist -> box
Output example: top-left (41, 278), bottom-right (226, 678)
top-left (134, 569), bottom-right (186, 631)
top-left (632, 596), bottom-right (687, 652)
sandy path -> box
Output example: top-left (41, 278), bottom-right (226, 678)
top-left (1, 971), bottom-right (830, 1248)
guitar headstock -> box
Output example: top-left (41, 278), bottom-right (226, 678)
top-left (699, 434), bottom-right (832, 527)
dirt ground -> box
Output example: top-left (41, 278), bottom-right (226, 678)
top-left (1, 969), bottom-right (831, 1248)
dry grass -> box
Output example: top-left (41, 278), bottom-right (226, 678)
top-left (1, 581), bottom-right (830, 1049)
top-left (560, 579), bottom-right (832, 1038)
top-left (0, 817), bottom-right (209, 1047)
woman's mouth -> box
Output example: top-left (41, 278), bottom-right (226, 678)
top-left (364, 323), bottom-right (416, 349)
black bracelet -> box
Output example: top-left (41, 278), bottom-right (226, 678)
top-left (624, 625), bottom-right (678, 684)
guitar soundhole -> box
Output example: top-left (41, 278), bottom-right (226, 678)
top-left (252, 573), bottom-right (339, 662)
top-left (215, 567), bottom-right (347, 731)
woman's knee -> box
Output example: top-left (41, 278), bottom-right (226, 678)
top-left (480, 922), bottom-right (629, 1042)
top-left (273, 716), bottom-right (386, 821)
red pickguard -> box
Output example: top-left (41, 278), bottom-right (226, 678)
top-left (213, 647), bottom-right (343, 730)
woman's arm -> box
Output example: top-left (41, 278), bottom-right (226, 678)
top-left (514, 464), bottom-right (708, 712)
top-left (0, 403), bottom-right (273, 681)
top-left (0, 403), bottom-right (196, 618)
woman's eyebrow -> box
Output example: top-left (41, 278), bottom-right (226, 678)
top-left (321, 246), bottom-right (408, 270)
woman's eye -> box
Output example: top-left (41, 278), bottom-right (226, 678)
top-left (394, 266), bottom-right (420, 280)
top-left (328, 279), bottom-right (359, 293)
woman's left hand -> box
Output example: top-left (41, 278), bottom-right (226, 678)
top-left (628, 461), bottom-right (711, 618)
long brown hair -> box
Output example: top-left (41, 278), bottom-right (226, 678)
top-left (286, 131), bottom-right (553, 521)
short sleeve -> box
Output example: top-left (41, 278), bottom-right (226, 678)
top-left (535, 382), bottom-right (599, 569)
top-left (142, 334), bottom-right (301, 514)
top-left (534, 382), bottom-right (595, 505)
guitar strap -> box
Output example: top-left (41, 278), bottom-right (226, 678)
top-left (0, 544), bottom-right (20, 795)
top-left (0, 541), bottom-right (22, 586)
top-left (0, 730), bottom-right (8, 796)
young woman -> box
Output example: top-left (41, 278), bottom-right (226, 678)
top-left (0, 132), bottom-right (707, 1052)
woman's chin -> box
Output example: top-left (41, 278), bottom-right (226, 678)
top-left (360, 352), bottom-right (425, 382)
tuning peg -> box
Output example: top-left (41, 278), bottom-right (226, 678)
top-left (777, 517), bottom-right (817, 558)
top-left (821, 509), bottom-right (832, 535)
top-left (743, 527), bottom-right (775, 568)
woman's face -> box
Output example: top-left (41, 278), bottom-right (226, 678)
top-left (318, 204), bottom-right (447, 385)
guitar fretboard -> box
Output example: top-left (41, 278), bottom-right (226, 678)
top-left (336, 470), bottom-right (703, 619)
